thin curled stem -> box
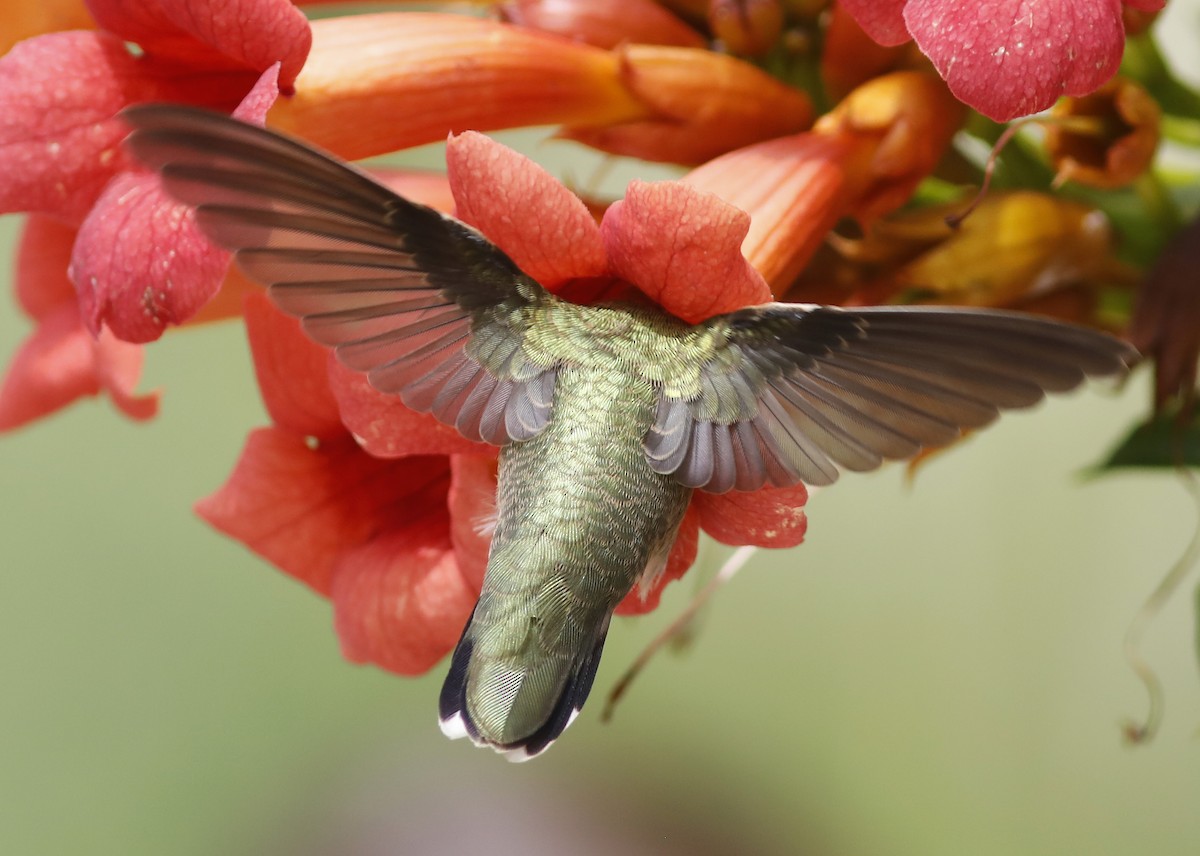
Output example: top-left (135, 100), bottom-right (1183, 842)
top-left (602, 545), bottom-right (759, 722)
top-left (1121, 465), bottom-right (1200, 744)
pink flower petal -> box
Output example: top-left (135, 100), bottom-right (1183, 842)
top-left (328, 360), bottom-right (492, 459)
top-left (195, 430), bottom-right (450, 596)
top-left (0, 304), bottom-right (157, 431)
top-left (0, 31), bottom-right (163, 222)
top-left (615, 505), bottom-right (699, 616)
top-left (904, 0), bottom-right (1126, 120)
top-left (694, 484), bottom-right (808, 548)
top-left (332, 517), bottom-right (476, 675)
top-left (448, 454), bottom-right (497, 594)
top-left (16, 216), bottom-right (78, 320)
top-left (839, 0), bottom-right (910, 46)
top-left (86, 0), bottom-right (311, 89)
top-left (231, 61), bottom-right (282, 121)
top-left (71, 170), bottom-right (231, 343)
top-left (243, 293), bottom-right (344, 441)
top-left (447, 131), bottom-right (608, 289)
top-left (601, 180), bottom-right (771, 322)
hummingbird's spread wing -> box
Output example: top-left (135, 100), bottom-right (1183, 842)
top-left (123, 105), bottom-right (561, 444)
top-left (645, 304), bottom-right (1137, 493)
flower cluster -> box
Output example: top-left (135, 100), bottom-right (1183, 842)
top-left (1, 0), bottom-right (1193, 678)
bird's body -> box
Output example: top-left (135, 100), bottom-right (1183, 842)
top-left (445, 342), bottom-right (692, 751)
top-left (124, 105), bottom-right (1138, 760)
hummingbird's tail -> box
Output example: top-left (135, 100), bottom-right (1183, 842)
top-left (437, 610), bottom-right (610, 761)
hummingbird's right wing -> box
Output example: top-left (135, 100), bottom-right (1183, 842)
top-left (123, 105), bottom-right (562, 445)
top-left (644, 304), bottom-right (1137, 493)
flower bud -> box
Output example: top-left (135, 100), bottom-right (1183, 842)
top-left (1044, 77), bottom-right (1160, 189)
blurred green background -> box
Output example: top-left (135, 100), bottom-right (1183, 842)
top-left (4, 9), bottom-right (1200, 855)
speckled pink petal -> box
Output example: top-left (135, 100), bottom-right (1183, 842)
top-left (615, 504), bottom-right (699, 616)
top-left (904, 0), bottom-right (1126, 121)
top-left (195, 430), bottom-right (450, 597)
top-left (0, 304), bottom-right (157, 431)
top-left (447, 131), bottom-right (608, 289)
top-left (839, 0), bottom-right (910, 45)
top-left (0, 31), bottom-right (163, 222)
top-left (86, 0), bottom-right (310, 88)
top-left (243, 293), bottom-right (344, 441)
top-left (332, 519), bottom-right (477, 676)
top-left (694, 483), bottom-right (808, 548)
top-left (327, 360), bottom-right (492, 459)
top-left (70, 170), bottom-right (231, 343)
top-left (70, 67), bottom-right (279, 343)
top-left (601, 180), bottom-right (771, 323)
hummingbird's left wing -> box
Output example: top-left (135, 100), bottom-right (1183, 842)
top-left (123, 105), bottom-right (563, 445)
top-left (644, 304), bottom-right (1136, 493)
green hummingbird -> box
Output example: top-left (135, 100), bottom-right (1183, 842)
top-left (124, 105), bottom-right (1136, 760)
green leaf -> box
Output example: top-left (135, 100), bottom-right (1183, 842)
top-left (1093, 412), bottom-right (1200, 471)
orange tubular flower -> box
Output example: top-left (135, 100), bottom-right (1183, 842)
top-left (270, 13), bottom-right (641, 159)
top-left (1045, 77), bottom-right (1161, 190)
top-left (271, 12), bottom-right (812, 165)
top-left (0, 0), bottom-right (94, 55)
top-left (813, 70), bottom-right (966, 223)
top-left (562, 43), bottom-right (813, 164)
top-left (682, 70), bottom-right (965, 296)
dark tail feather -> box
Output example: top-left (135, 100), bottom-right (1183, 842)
top-left (438, 617), bottom-right (610, 762)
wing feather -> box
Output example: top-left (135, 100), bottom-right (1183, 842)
top-left (646, 304), bottom-right (1136, 492)
top-left (124, 104), bottom-right (563, 446)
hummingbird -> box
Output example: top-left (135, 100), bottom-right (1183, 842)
top-left (124, 105), bottom-right (1136, 760)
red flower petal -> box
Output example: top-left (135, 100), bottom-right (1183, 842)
top-left (71, 67), bottom-right (279, 343)
top-left (446, 131), bottom-right (608, 289)
top-left (86, 0), bottom-right (311, 89)
top-left (243, 293), bottom-right (343, 441)
top-left (16, 216), bottom-right (78, 320)
top-left (615, 504), bottom-right (699, 616)
top-left (327, 360), bottom-right (491, 458)
top-left (694, 484), bottom-right (808, 548)
top-left (70, 170), bottom-right (231, 343)
top-left (0, 304), bottom-right (157, 430)
top-left (601, 180), bottom-right (771, 322)
top-left (195, 431), bottom-right (451, 596)
top-left (838, 0), bottom-right (910, 46)
top-left (332, 516), bottom-right (476, 675)
top-left (904, 0), bottom-right (1126, 121)
top-left (0, 31), bottom-right (162, 222)
top-left (448, 454), bottom-right (497, 594)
